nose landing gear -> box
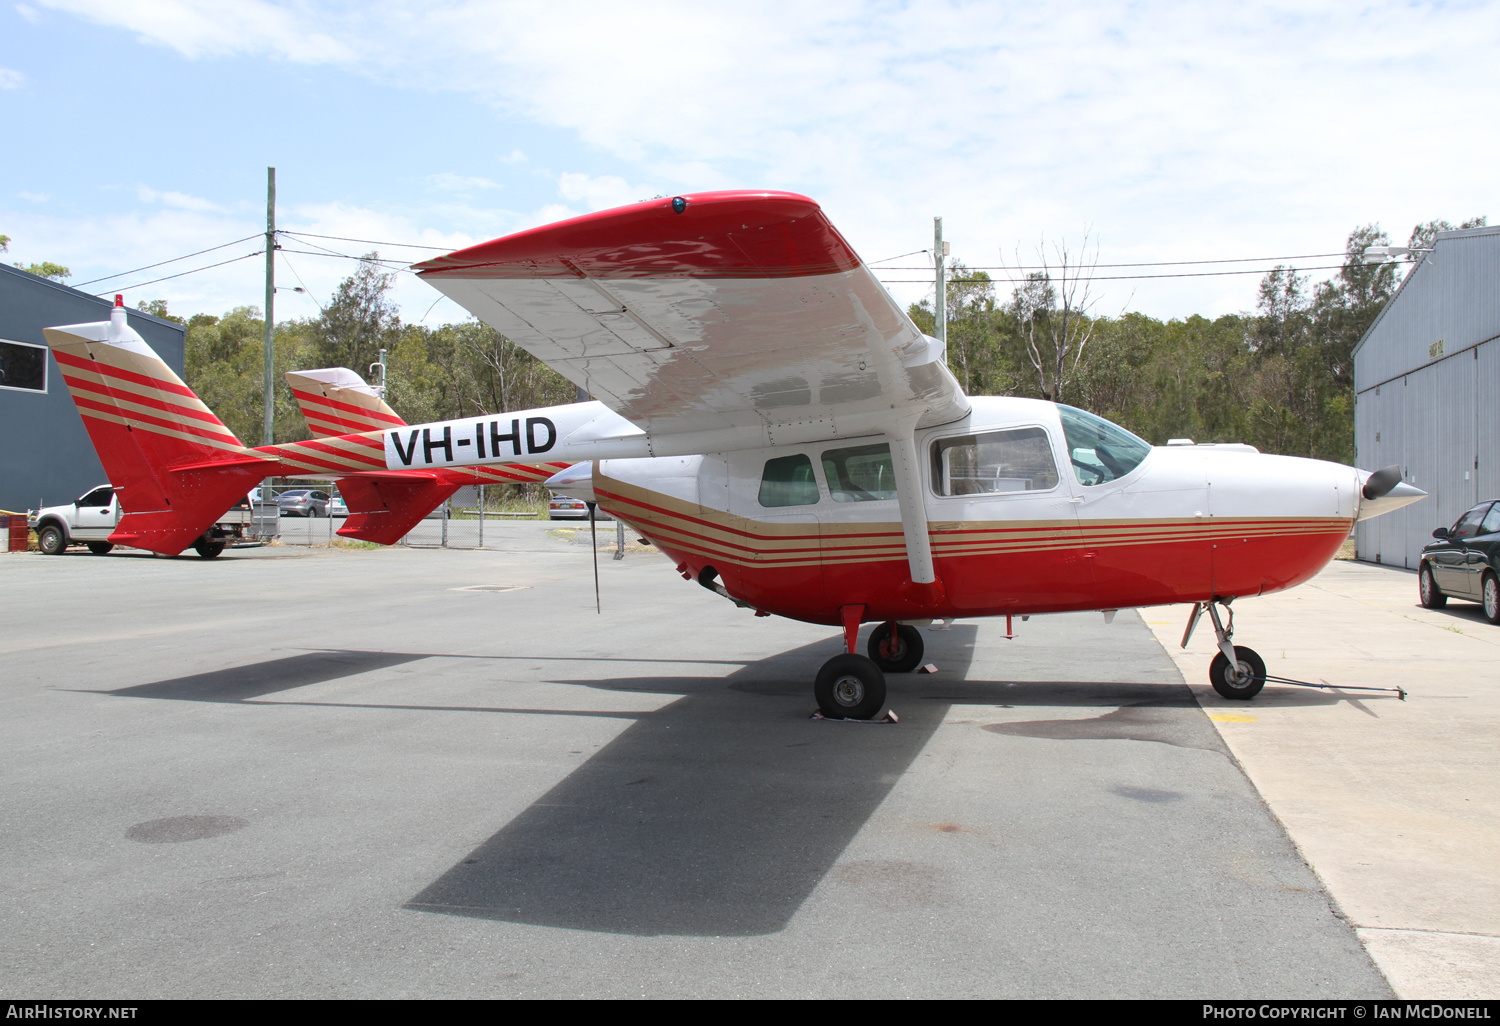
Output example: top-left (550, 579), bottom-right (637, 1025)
top-left (1185, 598), bottom-right (1266, 700)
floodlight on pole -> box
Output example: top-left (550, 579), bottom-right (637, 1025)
top-left (1362, 245), bottom-right (1433, 266)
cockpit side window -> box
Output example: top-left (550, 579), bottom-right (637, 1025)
top-left (1057, 405), bottom-right (1151, 486)
top-left (930, 427), bottom-right (1059, 496)
top-left (758, 454), bottom-right (820, 508)
top-left (821, 443), bottom-right (897, 502)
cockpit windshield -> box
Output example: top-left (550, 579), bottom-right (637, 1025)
top-left (1056, 405), bottom-right (1151, 486)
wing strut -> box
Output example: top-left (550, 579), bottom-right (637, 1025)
top-left (887, 419), bottom-right (938, 590)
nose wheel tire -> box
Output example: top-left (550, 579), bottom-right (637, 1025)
top-left (194, 538), bottom-right (225, 559)
top-left (1419, 565), bottom-right (1447, 609)
top-left (1210, 645), bottom-right (1266, 701)
top-left (867, 622), bottom-right (924, 673)
top-left (1483, 573), bottom-right (1500, 626)
top-left (86, 542), bottom-right (114, 555)
top-left (815, 654), bottom-right (887, 721)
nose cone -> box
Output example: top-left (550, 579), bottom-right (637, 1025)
top-left (1356, 475), bottom-right (1426, 521)
top-left (545, 461), bottom-right (595, 503)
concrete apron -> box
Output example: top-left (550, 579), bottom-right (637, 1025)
top-left (1144, 559), bottom-right (1500, 1000)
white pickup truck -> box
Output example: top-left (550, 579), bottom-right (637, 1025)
top-left (30, 484), bottom-right (256, 558)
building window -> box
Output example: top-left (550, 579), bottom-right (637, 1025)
top-left (0, 339), bottom-right (47, 393)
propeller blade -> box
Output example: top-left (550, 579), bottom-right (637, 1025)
top-left (1362, 465), bottom-right (1403, 500)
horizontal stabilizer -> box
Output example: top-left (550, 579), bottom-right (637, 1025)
top-left (335, 474), bottom-right (462, 545)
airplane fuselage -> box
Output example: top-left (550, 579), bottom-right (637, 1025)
top-left (570, 396), bottom-right (1358, 626)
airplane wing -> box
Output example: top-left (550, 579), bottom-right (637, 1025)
top-left (414, 191), bottom-right (969, 448)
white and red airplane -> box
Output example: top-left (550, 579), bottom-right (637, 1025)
top-left (43, 191), bottom-right (1423, 718)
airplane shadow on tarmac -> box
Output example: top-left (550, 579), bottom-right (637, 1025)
top-left (404, 627), bottom-right (982, 937)
top-left (97, 628), bottom-right (1327, 938)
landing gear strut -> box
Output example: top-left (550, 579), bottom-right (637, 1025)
top-left (1186, 599), bottom-right (1265, 700)
top-left (814, 606), bottom-right (887, 719)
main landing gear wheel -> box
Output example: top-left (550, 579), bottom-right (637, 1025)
top-left (194, 538), bottom-right (225, 559)
top-left (867, 621), bottom-right (924, 673)
top-left (1419, 564), bottom-right (1447, 609)
top-left (86, 542), bottom-right (114, 555)
top-left (815, 654), bottom-right (887, 721)
top-left (1210, 645), bottom-right (1266, 701)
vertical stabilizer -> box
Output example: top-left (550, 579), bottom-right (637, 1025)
top-left (286, 367), bottom-right (406, 437)
top-left (44, 298), bottom-right (272, 553)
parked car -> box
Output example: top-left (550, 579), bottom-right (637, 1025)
top-left (329, 491), bottom-right (348, 517)
top-left (1419, 499), bottom-right (1500, 623)
top-left (549, 491), bottom-right (609, 521)
top-left (277, 489), bottom-right (330, 517)
top-left (29, 484), bottom-right (252, 558)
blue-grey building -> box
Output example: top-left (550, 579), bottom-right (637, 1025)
top-left (0, 263), bottom-right (186, 513)
top-left (1354, 225), bottom-right (1500, 569)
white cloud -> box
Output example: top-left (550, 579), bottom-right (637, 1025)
top-left (18, 191), bottom-right (49, 202)
top-left (426, 172), bottom-right (504, 196)
top-left (0, 67), bottom-right (23, 89)
top-left (37, 0), bottom-right (353, 63)
top-left (12, 4), bottom-right (39, 23)
top-left (136, 184), bottom-right (226, 213)
top-left (556, 172), bottom-right (656, 212)
top-left (21, 1), bottom-right (1500, 318)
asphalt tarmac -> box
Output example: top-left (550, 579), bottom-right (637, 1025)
top-left (0, 526), bottom-right (1391, 998)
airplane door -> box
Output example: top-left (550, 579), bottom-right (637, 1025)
top-left (927, 424), bottom-right (1092, 612)
top-left (725, 449), bottom-right (824, 618)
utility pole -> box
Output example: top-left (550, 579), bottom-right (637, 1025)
top-left (262, 167), bottom-right (276, 446)
top-left (933, 217), bottom-right (948, 346)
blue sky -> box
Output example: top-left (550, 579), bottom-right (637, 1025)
top-left (1, 1), bottom-right (1495, 325)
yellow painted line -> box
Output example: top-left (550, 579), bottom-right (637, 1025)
top-left (1209, 714), bottom-right (1258, 723)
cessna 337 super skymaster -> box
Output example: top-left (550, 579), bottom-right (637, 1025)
top-left (44, 191), bottom-right (1424, 718)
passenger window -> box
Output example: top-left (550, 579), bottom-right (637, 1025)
top-left (1057, 405), bottom-right (1151, 486)
top-left (79, 487), bottom-right (112, 506)
top-left (1453, 505), bottom-right (1492, 540)
top-left (1482, 505), bottom-right (1500, 536)
top-left (930, 427), bottom-right (1059, 496)
top-left (758, 454), bottom-right (820, 507)
top-left (822, 444), bottom-right (897, 502)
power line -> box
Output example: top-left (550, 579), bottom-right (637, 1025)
top-left (280, 230), bottom-right (451, 251)
top-left (73, 233), bottom-right (264, 287)
top-left (868, 248), bottom-right (930, 265)
top-left (877, 263), bottom-right (1350, 285)
top-left (278, 246), bottom-right (415, 270)
top-left (92, 250), bottom-right (265, 297)
top-left (879, 251), bottom-right (1352, 273)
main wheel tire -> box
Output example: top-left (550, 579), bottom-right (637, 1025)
top-left (1419, 564), bottom-right (1447, 609)
top-left (1209, 645), bottom-right (1266, 701)
top-left (86, 542), bottom-right (114, 555)
top-left (1483, 573), bottom-right (1500, 626)
top-left (867, 621), bottom-right (924, 673)
top-left (37, 524), bottom-right (67, 555)
top-left (814, 654), bottom-right (887, 721)
top-left (194, 538), bottom-right (225, 559)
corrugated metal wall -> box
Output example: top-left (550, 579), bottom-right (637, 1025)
top-left (1355, 227), bottom-right (1500, 392)
top-left (1355, 227), bottom-right (1499, 569)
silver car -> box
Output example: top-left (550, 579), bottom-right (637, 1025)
top-left (277, 489), bottom-right (330, 517)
